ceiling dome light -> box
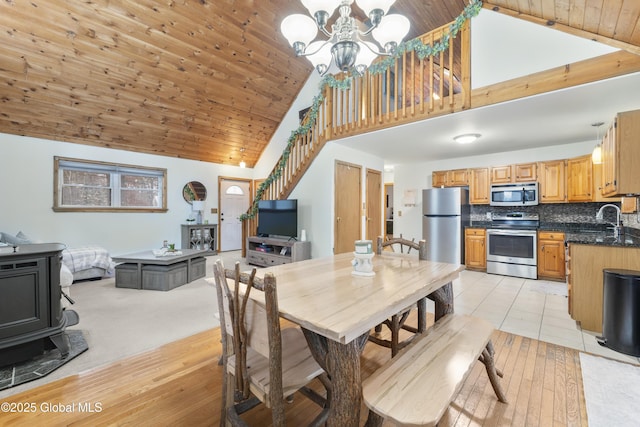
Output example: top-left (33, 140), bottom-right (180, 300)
top-left (454, 133), bottom-right (481, 144)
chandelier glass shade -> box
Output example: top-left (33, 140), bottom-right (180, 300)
top-left (281, 0), bottom-right (410, 75)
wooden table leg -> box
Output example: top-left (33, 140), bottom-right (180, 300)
top-left (302, 330), bottom-right (369, 427)
top-left (417, 296), bottom-right (427, 333)
top-left (430, 281), bottom-right (454, 321)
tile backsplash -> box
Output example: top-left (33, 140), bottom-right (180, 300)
top-left (471, 202), bottom-right (639, 230)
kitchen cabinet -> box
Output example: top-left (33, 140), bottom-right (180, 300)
top-left (566, 155), bottom-right (592, 202)
top-left (568, 243), bottom-right (640, 333)
top-left (592, 163), bottom-right (621, 202)
top-left (537, 231), bottom-right (565, 281)
top-left (490, 166), bottom-right (511, 183)
top-left (538, 160), bottom-right (566, 203)
top-left (432, 169), bottom-right (468, 187)
top-left (447, 169), bottom-right (469, 187)
top-left (621, 197), bottom-right (638, 213)
top-left (432, 171), bottom-right (447, 188)
top-left (490, 163), bottom-right (536, 183)
top-left (464, 228), bottom-right (486, 270)
top-left (469, 168), bottom-right (489, 204)
top-left (601, 109), bottom-right (640, 196)
top-left (513, 163), bottom-right (537, 182)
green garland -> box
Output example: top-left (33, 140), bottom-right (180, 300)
top-left (240, 93), bottom-right (325, 220)
top-left (240, 0), bottom-right (482, 221)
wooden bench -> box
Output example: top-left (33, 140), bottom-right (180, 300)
top-left (362, 314), bottom-right (507, 427)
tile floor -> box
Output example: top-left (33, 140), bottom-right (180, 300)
top-left (450, 269), bottom-right (640, 365)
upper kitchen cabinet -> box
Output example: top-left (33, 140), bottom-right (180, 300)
top-left (447, 169), bottom-right (469, 187)
top-left (513, 163), bottom-right (537, 182)
top-left (593, 162), bottom-right (622, 202)
top-left (432, 169), bottom-right (469, 188)
top-left (539, 160), bottom-right (567, 203)
top-left (490, 165), bottom-right (511, 183)
top-left (432, 170), bottom-right (447, 188)
top-left (469, 168), bottom-right (489, 205)
top-left (566, 155), bottom-right (592, 202)
top-left (601, 109), bottom-right (640, 197)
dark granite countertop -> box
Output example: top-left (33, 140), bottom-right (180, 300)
top-left (466, 222), bottom-right (640, 248)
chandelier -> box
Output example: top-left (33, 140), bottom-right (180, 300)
top-left (281, 0), bottom-right (410, 75)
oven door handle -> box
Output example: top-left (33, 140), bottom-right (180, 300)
top-left (487, 229), bottom-right (537, 236)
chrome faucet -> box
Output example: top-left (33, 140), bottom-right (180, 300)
top-left (596, 204), bottom-right (622, 238)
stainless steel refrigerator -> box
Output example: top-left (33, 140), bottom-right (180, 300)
top-left (422, 187), bottom-right (470, 264)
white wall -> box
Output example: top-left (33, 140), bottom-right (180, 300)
top-left (253, 72), bottom-right (323, 178)
top-left (290, 142), bottom-right (384, 258)
top-left (0, 133), bottom-right (253, 254)
top-left (471, 9), bottom-right (617, 88)
top-left (392, 141), bottom-right (595, 241)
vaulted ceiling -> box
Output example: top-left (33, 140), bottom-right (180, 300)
top-left (1, 1), bottom-right (639, 167)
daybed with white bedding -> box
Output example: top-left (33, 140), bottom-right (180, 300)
top-left (61, 246), bottom-right (115, 282)
top-left (0, 231), bottom-right (114, 282)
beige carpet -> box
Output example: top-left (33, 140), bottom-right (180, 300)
top-left (0, 251), bottom-right (248, 399)
top-left (580, 352), bottom-right (640, 426)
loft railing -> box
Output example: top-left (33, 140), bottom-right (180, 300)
top-left (243, 20), bottom-right (471, 244)
top-left (328, 20), bottom-right (471, 136)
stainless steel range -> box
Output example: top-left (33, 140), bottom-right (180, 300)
top-left (486, 212), bottom-right (539, 279)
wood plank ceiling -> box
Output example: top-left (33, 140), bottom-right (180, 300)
top-left (0, 1), bottom-right (638, 167)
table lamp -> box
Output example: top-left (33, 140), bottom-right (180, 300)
top-left (192, 200), bottom-right (204, 224)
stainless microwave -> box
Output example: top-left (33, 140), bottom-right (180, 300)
top-left (490, 182), bottom-right (539, 206)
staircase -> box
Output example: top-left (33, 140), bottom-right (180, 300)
top-left (243, 20), bottom-right (472, 243)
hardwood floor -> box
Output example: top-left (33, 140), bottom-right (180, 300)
top-left (1, 317), bottom-right (588, 426)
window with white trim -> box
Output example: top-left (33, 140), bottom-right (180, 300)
top-left (54, 157), bottom-right (167, 212)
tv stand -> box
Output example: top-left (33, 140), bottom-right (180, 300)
top-left (247, 236), bottom-right (311, 267)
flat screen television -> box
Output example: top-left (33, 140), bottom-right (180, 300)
top-left (257, 199), bottom-right (298, 238)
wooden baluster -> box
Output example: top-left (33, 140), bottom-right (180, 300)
top-left (393, 59), bottom-right (399, 120)
top-left (448, 26), bottom-right (455, 107)
top-left (461, 20), bottom-right (471, 110)
top-left (401, 51), bottom-right (407, 118)
top-left (438, 30), bottom-right (445, 110)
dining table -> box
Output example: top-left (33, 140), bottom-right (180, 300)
top-left (258, 251), bottom-right (465, 426)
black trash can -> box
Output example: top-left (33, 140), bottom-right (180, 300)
top-left (598, 269), bottom-right (640, 356)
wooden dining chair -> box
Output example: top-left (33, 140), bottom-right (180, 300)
top-left (368, 235), bottom-right (429, 357)
top-left (212, 259), bottom-right (330, 427)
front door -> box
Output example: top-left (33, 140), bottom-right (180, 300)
top-left (219, 178), bottom-right (251, 252)
top-left (334, 161), bottom-right (361, 254)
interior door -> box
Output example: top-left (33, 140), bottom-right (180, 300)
top-left (366, 168), bottom-right (382, 243)
top-left (219, 178), bottom-right (251, 252)
top-left (334, 161), bottom-right (362, 254)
